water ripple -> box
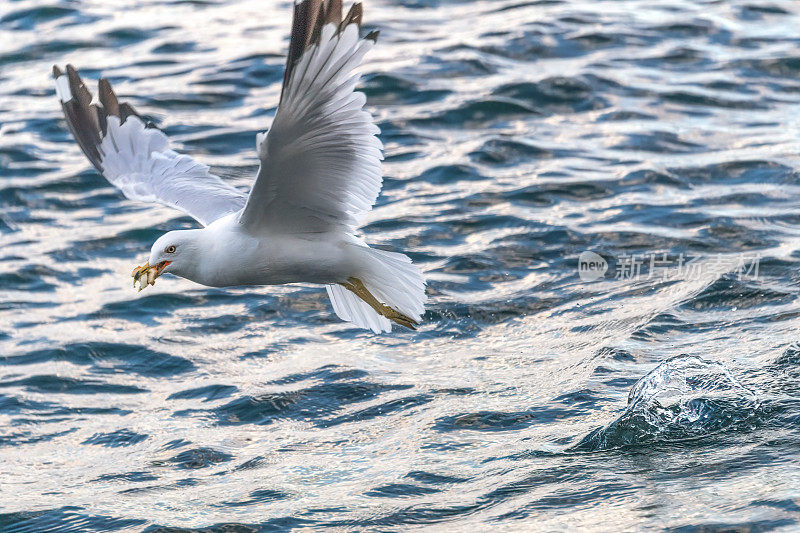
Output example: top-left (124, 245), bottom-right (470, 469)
top-left (1, 0), bottom-right (799, 529)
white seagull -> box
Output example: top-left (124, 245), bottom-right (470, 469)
top-left (53, 0), bottom-right (426, 333)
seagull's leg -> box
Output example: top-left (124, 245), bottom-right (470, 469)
top-left (340, 277), bottom-right (418, 330)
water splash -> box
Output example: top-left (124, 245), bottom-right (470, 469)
top-left (2, 0), bottom-right (800, 528)
top-left (573, 356), bottom-right (762, 451)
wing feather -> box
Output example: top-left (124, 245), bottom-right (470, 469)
top-left (238, 0), bottom-right (382, 233)
top-left (54, 65), bottom-right (246, 226)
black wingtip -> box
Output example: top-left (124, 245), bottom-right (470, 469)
top-left (118, 102), bottom-right (142, 124)
top-left (281, 0), bottom-right (371, 102)
top-left (365, 29), bottom-right (379, 42)
top-left (340, 2), bottom-right (362, 31)
top-left (55, 65), bottom-right (149, 171)
top-left (324, 0), bottom-right (342, 25)
top-left (57, 65), bottom-right (103, 171)
top-left (98, 78), bottom-right (120, 118)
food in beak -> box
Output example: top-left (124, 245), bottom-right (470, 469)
top-left (131, 261), bottom-right (171, 292)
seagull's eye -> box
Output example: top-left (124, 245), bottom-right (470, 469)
top-left (165, 245), bottom-right (177, 254)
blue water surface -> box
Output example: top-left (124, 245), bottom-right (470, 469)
top-left (1, 0), bottom-right (800, 530)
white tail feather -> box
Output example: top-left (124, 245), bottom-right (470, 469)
top-left (326, 284), bottom-right (392, 333)
top-left (326, 247), bottom-right (426, 333)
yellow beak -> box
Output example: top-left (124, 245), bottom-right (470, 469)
top-left (131, 261), bottom-right (171, 292)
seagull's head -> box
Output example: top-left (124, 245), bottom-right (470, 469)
top-left (131, 230), bottom-right (204, 291)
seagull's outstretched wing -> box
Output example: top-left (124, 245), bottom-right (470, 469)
top-left (54, 65), bottom-right (246, 227)
top-left (238, 0), bottom-right (382, 233)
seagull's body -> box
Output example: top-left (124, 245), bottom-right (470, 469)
top-left (54, 0), bottom-right (426, 333)
top-left (160, 219), bottom-right (366, 288)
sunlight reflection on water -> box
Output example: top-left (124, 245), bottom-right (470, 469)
top-left (1, 0), bottom-right (800, 530)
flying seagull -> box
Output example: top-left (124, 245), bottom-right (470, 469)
top-left (53, 0), bottom-right (425, 333)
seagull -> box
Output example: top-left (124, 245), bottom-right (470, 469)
top-left (53, 0), bottom-right (425, 333)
